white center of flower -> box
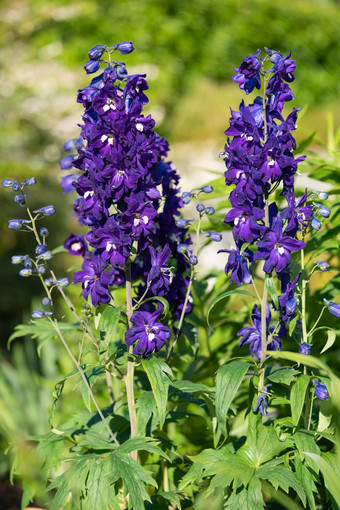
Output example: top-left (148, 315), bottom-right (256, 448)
top-left (103, 98), bottom-right (116, 112)
top-left (148, 332), bottom-right (155, 341)
top-left (84, 191), bottom-right (94, 199)
top-left (101, 134), bottom-right (108, 142)
top-left (142, 215), bottom-right (149, 224)
top-left (71, 242), bottom-right (82, 251)
top-left (236, 171), bottom-right (245, 179)
top-left (106, 241), bottom-right (116, 251)
top-left (134, 218), bottom-right (140, 226)
top-left (84, 280), bottom-right (90, 289)
top-left (135, 86), bottom-right (140, 93)
top-left (278, 247), bottom-right (285, 255)
top-left (246, 135), bottom-right (253, 141)
top-left (268, 160), bottom-right (275, 167)
top-left (136, 123), bottom-right (143, 132)
top-left (234, 217), bottom-right (240, 226)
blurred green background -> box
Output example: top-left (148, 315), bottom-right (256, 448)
top-left (0, 0), bottom-right (340, 505)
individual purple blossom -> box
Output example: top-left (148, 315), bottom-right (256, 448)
top-left (233, 49), bottom-right (261, 94)
top-left (115, 41), bottom-right (134, 54)
top-left (33, 205), bottom-right (56, 216)
top-left (313, 202), bottom-right (331, 218)
top-left (299, 342), bottom-right (311, 355)
top-left (23, 177), bottom-right (37, 186)
top-left (84, 59), bottom-right (101, 74)
top-left (200, 185), bottom-right (214, 193)
top-left (205, 206), bottom-right (215, 215)
top-left (61, 174), bottom-right (79, 193)
top-left (252, 384), bottom-right (271, 416)
top-left (311, 217), bottom-right (321, 230)
top-left (313, 379), bottom-right (329, 400)
top-left (125, 308), bottom-right (170, 358)
top-left (2, 179), bottom-right (15, 188)
top-left (35, 244), bottom-right (47, 255)
top-left (42, 297), bottom-right (52, 306)
top-left (255, 217), bottom-right (305, 274)
top-left (19, 268), bottom-right (33, 277)
top-left (60, 155), bottom-right (77, 170)
top-left (11, 255), bottom-right (27, 264)
top-left (73, 253), bottom-right (116, 307)
top-left (32, 310), bottom-right (53, 319)
top-left (238, 304), bottom-right (280, 358)
top-left (14, 194), bottom-right (26, 206)
top-left (147, 244), bottom-right (173, 295)
top-left (219, 248), bottom-right (252, 286)
top-left (40, 227), bottom-right (49, 237)
top-left (64, 233), bottom-right (88, 257)
top-left (88, 44), bottom-right (106, 60)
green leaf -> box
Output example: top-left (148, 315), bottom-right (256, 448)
top-left (256, 465), bottom-right (306, 506)
top-left (171, 380), bottom-right (213, 394)
top-left (320, 329), bottom-right (336, 354)
top-left (266, 366), bottom-right (300, 385)
top-left (265, 275), bottom-right (279, 309)
top-left (181, 320), bottom-right (199, 356)
top-left (290, 375), bottom-right (310, 426)
top-left (142, 357), bottom-right (173, 428)
top-left (82, 456), bottom-right (120, 510)
top-left (99, 306), bottom-right (121, 350)
top-left (135, 390), bottom-right (158, 435)
top-left (239, 421), bottom-right (289, 467)
top-left (225, 478), bottom-right (265, 510)
top-left (48, 457), bottom-right (89, 510)
top-left (8, 320), bottom-right (78, 350)
top-left (288, 315), bottom-right (299, 337)
top-left (215, 361), bottom-right (249, 436)
top-left (117, 436), bottom-right (170, 460)
top-left (108, 450), bottom-right (157, 510)
top-left (153, 491), bottom-right (182, 509)
top-left (293, 430), bottom-right (320, 473)
top-left (294, 452), bottom-right (318, 510)
top-left (207, 289), bottom-right (253, 329)
top-left (305, 453), bottom-right (340, 507)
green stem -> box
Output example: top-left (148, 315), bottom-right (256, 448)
top-left (50, 318), bottom-right (119, 445)
top-left (300, 245), bottom-right (308, 345)
top-left (125, 263), bottom-right (138, 461)
top-left (307, 307), bottom-right (327, 337)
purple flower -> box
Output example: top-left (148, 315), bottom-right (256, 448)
top-left (219, 248), bottom-right (252, 286)
top-left (32, 310), bottom-right (53, 319)
top-left (2, 179), bottom-right (14, 188)
top-left (42, 297), bottom-right (52, 306)
top-left (147, 244), bottom-right (173, 295)
top-left (313, 379), bottom-right (329, 400)
top-left (73, 253), bottom-right (115, 307)
top-left (115, 41), bottom-right (134, 54)
top-left (252, 384), bottom-right (271, 416)
top-left (313, 202), bottom-right (331, 218)
top-left (8, 219), bottom-right (30, 230)
top-left (60, 155), bottom-right (77, 170)
top-left (88, 44), bottom-right (106, 60)
top-left (61, 174), bottom-right (79, 193)
top-left (14, 194), bottom-right (26, 206)
top-left (311, 217), bottom-right (321, 230)
top-left (23, 177), bottom-right (37, 186)
top-left (64, 233), bottom-right (88, 257)
top-left (238, 304), bottom-right (280, 358)
top-left (299, 342), bottom-right (311, 355)
top-left (233, 50), bottom-right (261, 94)
top-left (33, 205), bottom-right (56, 216)
top-left (125, 308), bottom-right (170, 358)
top-left (255, 217), bottom-right (305, 274)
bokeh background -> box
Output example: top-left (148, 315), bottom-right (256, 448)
top-left (0, 0), bottom-right (340, 505)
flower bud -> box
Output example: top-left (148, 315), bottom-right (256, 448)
top-left (32, 310), bottom-right (52, 319)
top-left (11, 255), bottom-right (26, 264)
top-left (316, 191), bottom-right (328, 200)
top-left (88, 44), bottom-right (106, 60)
top-left (116, 41), bottom-right (134, 54)
top-left (116, 64), bottom-right (128, 80)
top-left (8, 219), bottom-right (25, 230)
top-left (286, 297), bottom-right (297, 315)
top-left (313, 202), bottom-right (331, 218)
top-left (177, 243), bottom-right (187, 254)
top-left (24, 257), bottom-right (32, 268)
top-left (205, 206), bottom-right (215, 215)
top-left (37, 265), bottom-right (46, 274)
top-left (14, 194), bottom-right (26, 206)
top-left (60, 155), bottom-right (76, 170)
top-left (23, 177), bottom-right (37, 186)
top-left (42, 297), bottom-right (52, 306)
top-left (196, 203), bottom-right (205, 212)
top-left (12, 182), bottom-right (20, 191)
top-left (19, 268), bottom-right (32, 277)
top-left (313, 379), bottom-right (329, 400)
top-left (189, 255), bottom-right (198, 265)
top-left (299, 342), bottom-right (311, 355)
top-left (200, 185), bottom-right (214, 193)
top-left (36, 250), bottom-right (52, 261)
top-left (311, 217), bottom-right (321, 230)
top-left (182, 192), bottom-right (192, 204)
top-left (84, 59), bottom-right (101, 74)
top-left (63, 138), bottom-right (83, 152)
top-left (33, 205), bottom-right (56, 216)
top-left (40, 228), bottom-right (49, 237)
top-left (35, 244), bottom-right (47, 255)
top-left (314, 260), bottom-right (329, 271)
top-left (324, 300), bottom-right (340, 318)
top-left (209, 232), bottom-right (222, 242)
top-left (176, 218), bottom-right (193, 228)
top-left (56, 277), bottom-right (70, 287)
top-left (2, 179), bottom-right (14, 188)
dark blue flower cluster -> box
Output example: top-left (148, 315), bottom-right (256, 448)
top-left (220, 48), bottom-right (333, 361)
top-left (61, 43), bottom-right (191, 356)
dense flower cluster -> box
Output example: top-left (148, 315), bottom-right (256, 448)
top-left (220, 49), bottom-right (332, 362)
top-left (60, 43), bottom-right (191, 356)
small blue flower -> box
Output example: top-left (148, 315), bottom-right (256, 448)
top-left (60, 155), bottom-right (77, 170)
top-left (286, 297), bottom-right (297, 315)
top-left (55, 277), bottom-right (70, 287)
top-left (299, 342), bottom-right (311, 355)
top-left (63, 138), bottom-right (83, 152)
top-left (315, 191), bottom-right (328, 200)
top-left (313, 379), bottom-right (329, 400)
top-left (176, 218), bottom-right (193, 228)
top-left (42, 297), bottom-right (52, 306)
top-left (37, 265), bottom-right (46, 274)
top-left (35, 244), bottom-right (47, 255)
top-left (207, 231), bottom-right (222, 242)
top-left (36, 250), bottom-right (53, 261)
top-left (24, 257), bottom-right (32, 268)
top-left (8, 219), bottom-right (30, 230)
top-left (196, 203), bottom-right (205, 213)
top-left (182, 192), bottom-right (192, 204)
top-left (115, 41), bottom-right (134, 54)
top-left (14, 194), bottom-right (26, 206)
top-left (205, 206), bottom-right (215, 215)
top-left (12, 182), bottom-right (20, 191)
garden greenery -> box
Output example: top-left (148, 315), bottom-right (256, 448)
top-left (2, 43), bottom-right (340, 509)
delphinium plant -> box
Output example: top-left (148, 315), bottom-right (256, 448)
top-left (2, 43), bottom-right (340, 510)
top-left (182, 49), bottom-right (340, 509)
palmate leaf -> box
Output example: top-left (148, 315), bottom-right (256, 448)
top-left (142, 357), bottom-right (173, 428)
top-left (225, 478), bottom-right (265, 510)
top-left (99, 305), bottom-right (121, 351)
top-left (255, 465), bottom-right (306, 507)
top-left (215, 361), bottom-right (250, 436)
top-left (82, 456), bottom-right (121, 510)
top-left (48, 457), bottom-right (89, 510)
top-left (294, 452), bottom-right (318, 510)
top-left (8, 319), bottom-right (79, 351)
top-left (135, 390), bottom-right (158, 434)
top-left (151, 491), bottom-right (183, 509)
